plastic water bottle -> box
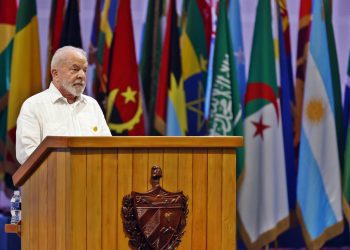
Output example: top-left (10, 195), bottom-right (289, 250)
top-left (10, 190), bottom-right (21, 224)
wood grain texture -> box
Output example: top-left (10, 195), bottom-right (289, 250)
top-left (132, 149), bottom-right (148, 192)
top-left (87, 150), bottom-right (102, 250)
top-left (177, 149), bottom-right (193, 250)
top-left (163, 149), bottom-right (178, 191)
top-left (21, 182), bottom-right (30, 250)
top-left (207, 149), bottom-right (223, 250)
top-left (102, 149), bottom-right (118, 250)
top-left (29, 168), bottom-right (39, 249)
top-left (38, 158), bottom-right (48, 250)
top-left (56, 150), bottom-right (67, 250)
top-left (192, 149), bottom-right (208, 250)
top-left (117, 149), bottom-right (133, 249)
top-left (222, 148), bottom-right (236, 249)
top-left (71, 150), bottom-right (87, 250)
top-left (47, 153), bottom-right (57, 250)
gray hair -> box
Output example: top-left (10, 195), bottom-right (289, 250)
top-left (51, 46), bottom-right (87, 69)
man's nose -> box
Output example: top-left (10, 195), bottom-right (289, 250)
top-left (77, 69), bottom-right (86, 79)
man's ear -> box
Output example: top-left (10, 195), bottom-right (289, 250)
top-left (51, 68), bottom-right (58, 78)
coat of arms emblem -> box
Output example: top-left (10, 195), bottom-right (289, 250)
top-left (122, 166), bottom-right (188, 249)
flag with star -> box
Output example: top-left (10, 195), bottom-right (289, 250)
top-left (106, 0), bottom-right (145, 135)
top-left (296, 0), bottom-right (343, 248)
top-left (237, 0), bottom-right (289, 248)
top-left (207, 0), bottom-right (243, 177)
top-left (180, 0), bottom-right (208, 135)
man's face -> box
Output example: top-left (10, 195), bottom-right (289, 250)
top-left (54, 52), bottom-right (88, 97)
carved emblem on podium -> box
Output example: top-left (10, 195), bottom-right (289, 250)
top-left (122, 166), bottom-right (188, 250)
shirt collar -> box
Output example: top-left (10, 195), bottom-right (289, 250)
top-left (48, 82), bottom-right (87, 104)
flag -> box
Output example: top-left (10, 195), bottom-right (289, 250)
top-left (106, 0), bottom-right (145, 135)
top-left (181, 0), bottom-right (208, 135)
top-left (45, 0), bottom-right (65, 87)
top-left (196, 0), bottom-right (212, 52)
top-left (296, 0), bottom-right (343, 248)
top-left (165, 0), bottom-right (186, 136)
top-left (323, 0), bottom-right (344, 169)
top-left (293, 0), bottom-right (312, 149)
top-left (0, 0), bottom-right (16, 190)
top-left (154, 0), bottom-right (183, 135)
top-left (207, 0), bottom-right (243, 176)
top-left (0, 0), bottom-right (16, 163)
top-left (88, 0), bottom-right (102, 64)
top-left (238, 0), bottom-right (289, 248)
top-left (344, 51), bottom-right (350, 223)
top-left (228, 0), bottom-right (246, 106)
top-left (7, 0), bottom-right (42, 164)
top-left (276, 0), bottom-right (297, 214)
top-left (93, 0), bottom-right (118, 112)
top-left (139, 0), bottom-right (163, 135)
top-left (60, 0), bottom-right (82, 48)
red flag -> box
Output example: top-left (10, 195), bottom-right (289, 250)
top-left (46, 0), bottom-right (65, 87)
top-left (106, 0), bottom-right (145, 135)
top-left (154, 0), bottom-right (175, 135)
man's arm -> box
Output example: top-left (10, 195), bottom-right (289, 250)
top-left (16, 102), bottom-right (41, 164)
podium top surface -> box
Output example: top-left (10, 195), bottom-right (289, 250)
top-left (13, 136), bottom-right (243, 186)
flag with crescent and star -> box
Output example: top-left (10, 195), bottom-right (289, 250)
top-left (106, 0), bottom-right (145, 135)
top-left (237, 0), bottom-right (289, 248)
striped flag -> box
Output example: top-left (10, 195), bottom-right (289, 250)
top-left (293, 0), bottom-right (312, 149)
top-left (165, 0), bottom-right (186, 136)
top-left (45, 0), bottom-right (65, 87)
top-left (106, 0), bottom-right (145, 135)
top-left (0, 0), bottom-right (16, 163)
top-left (296, 0), bottom-right (343, 248)
top-left (154, 0), bottom-right (185, 135)
top-left (139, 0), bottom-right (163, 135)
top-left (0, 0), bottom-right (16, 191)
top-left (93, 0), bottom-right (118, 112)
top-left (238, 0), bottom-right (289, 248)
top-left (181, 0), bottom-right (208, 135)
top-left (7, 0), bottom-right (42, 164)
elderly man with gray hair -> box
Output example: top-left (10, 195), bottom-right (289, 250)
top-left (16, 46), bottom-right (111, 164)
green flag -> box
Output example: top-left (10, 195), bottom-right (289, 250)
top-left (207, 0), bottom-right (243, 178)
top-left (238, 0), bottom-right (289, 248)
top-left (323, 0), bottom-right (344, 169)
top-left (139, 0), bottom-right (163, 135)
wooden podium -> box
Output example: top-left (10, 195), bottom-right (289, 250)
top-left (11, 136), bottom-right (243, 249)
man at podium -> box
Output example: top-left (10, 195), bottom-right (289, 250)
top-left (16, 46), bottom-right (111, 164)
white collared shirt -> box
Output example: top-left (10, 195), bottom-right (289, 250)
top-left (16, 83), bottom-right (112, 164)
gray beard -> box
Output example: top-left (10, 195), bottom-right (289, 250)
top-left (62, 81), bottom-right (86, 96)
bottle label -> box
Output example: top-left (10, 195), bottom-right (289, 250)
top-left (11, 202), bottom-right (21, 210)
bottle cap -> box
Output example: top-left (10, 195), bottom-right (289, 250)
top-left (14, 190), bottom-right (20, 195)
